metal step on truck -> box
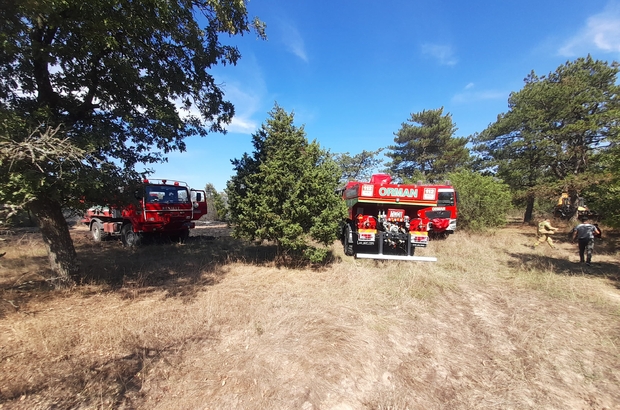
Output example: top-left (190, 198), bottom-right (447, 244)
top-left (81, 179), bottom-right (207, 246)
top-left (341, 173), bottom-right (458, 261)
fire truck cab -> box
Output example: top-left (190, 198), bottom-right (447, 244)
top-left (82, 179), bottom-right (207, 246)
top-left (341, 174), bottom-right (457, 261)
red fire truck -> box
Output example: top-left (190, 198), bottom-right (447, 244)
top-left (341, 174), bottom-right (457, 261)
top-left (81, 179), bottom-right (207, 246)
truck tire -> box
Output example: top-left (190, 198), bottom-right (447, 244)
top-left (121, 223), bottom-right (141, 247)
top-left (170, 229), bottom-right (190, 244)
top-left (343, 224), bottom-right (354, 256)
top-left (91, 221), bottom-right (104, 242)
top-left (179, 229), bottom-right (189, 244)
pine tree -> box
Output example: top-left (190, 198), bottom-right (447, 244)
top-left (334, 149), bottom-right (384, 183)
top-left (387, 107), bottom-right (470, 182)
top-left (226, 104), bottom-right (347, 262)
top-left (474, 56), bottom-right (620, 222)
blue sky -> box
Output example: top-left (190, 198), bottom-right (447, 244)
top-left (149, 0), bottom-right (620, 192)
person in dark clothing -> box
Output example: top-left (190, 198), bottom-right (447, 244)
top-left (572, 217), bottom-right (602, 265)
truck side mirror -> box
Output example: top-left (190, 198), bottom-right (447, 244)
top-left (195, 193), bottom-right (202, 202)
top-left (134, 189), bottom-right (142, 200)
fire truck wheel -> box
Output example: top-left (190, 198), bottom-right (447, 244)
top-left (91, 221), bottom-right (104, 242)
top-left (121, 224), bottom-right (142, 247)
top-left (343, 224), bottom-right (354, 256)
top-left (171, 229), bottom-right (189, 244)
top-left (180, 229), bottom-right (189, 244)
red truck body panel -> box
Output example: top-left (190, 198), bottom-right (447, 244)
top-left (81, 179), bottom-right (207, 245)
top-left (341, 174), bottom-right (457, 261)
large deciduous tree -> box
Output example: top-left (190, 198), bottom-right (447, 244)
top-left (0, 0), bottom-right (264, 286)
top-left (474, 56), bottom-right (620, 223)
top-left (226, 104), bottom-right (347, 263)
top-left (387, 107), bottom-right (470, 182)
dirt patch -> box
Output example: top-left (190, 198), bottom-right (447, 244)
top-left (191, 221), bottom-right (232, 239)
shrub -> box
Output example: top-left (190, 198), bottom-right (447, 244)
top-left (447, 170), bottom-right (512, 231)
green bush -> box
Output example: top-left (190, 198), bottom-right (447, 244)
top-left (447, 170), bottom-right (512, 231)
top-left (226, 104), bottom-right (347, 262)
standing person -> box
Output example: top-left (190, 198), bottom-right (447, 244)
top-left (572, 216), bottom-right (602, 265)
top-left (535, 218), bottom-right (559, 248)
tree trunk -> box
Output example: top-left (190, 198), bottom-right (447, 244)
top-left (28, 196), bottom-right (80, 287)
top-left (523, 194), bottom-right (535, 223)
top-left (568, 190), bottom-right (580, 222)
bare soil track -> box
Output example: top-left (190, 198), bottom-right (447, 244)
top-left (0, 222), bottom-right (619, 409)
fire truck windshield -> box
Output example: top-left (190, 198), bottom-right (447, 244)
top-left (145, 186), bottom-right (189, 204)
top-left (437, 192), bottom-right (455, 206)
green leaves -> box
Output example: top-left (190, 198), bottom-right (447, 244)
top-left (387, 107), bottom-right (470, 182)
top-left (0, 0), bottom-right (262, 279)
top-left (227, 104), bottom-right (347, 262)
top-left (474, 56), bottom-right (620, 223)
top-left (204, 182), bottom-right (228, 221)
top-left (334, 148), bottom-right (384, 183)
top-left (447, 170), bottom-right (512, 231)
top-left (1, 0), bottom-right (262, 185)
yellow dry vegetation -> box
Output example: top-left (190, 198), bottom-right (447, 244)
top-left (0, 222), bottom-right (619, 409)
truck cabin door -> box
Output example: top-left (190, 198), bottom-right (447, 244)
top-left (190, 190), bottom-right (208, 220)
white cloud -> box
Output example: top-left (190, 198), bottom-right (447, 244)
top-left (451, 86), bottom-right (506, 104)
top-left (421, 43), bottom-right (458, 66)
top-left (220, 81), bottom-right (264, 134)
top-left (559, 1), bottom-right (620, 56)
top-left (174, 79), bottom-right (262, 135)
top-left (174, 93), bottom-right (258, 135)
top-left (227, 115), bottom-right (258, 134)
top-left (280, 21), bottom-right (308, 62)
top-left (183, 53), bottom-right (268, 136)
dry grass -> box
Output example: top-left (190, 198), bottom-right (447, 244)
top-left (1, 222), bottom-right (619, 409)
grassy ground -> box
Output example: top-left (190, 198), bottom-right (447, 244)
top-left (0, 221), bottom-right (619, 409)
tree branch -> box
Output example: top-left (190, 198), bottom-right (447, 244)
top-left (0, 125), bottom-right (91, 173)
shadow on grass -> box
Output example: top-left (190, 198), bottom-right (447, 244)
top-left (505, 251), bottom-right (620, 289)
top-left (0, 329), bottom-right (218, 408)
top-left (0, 228), bottom-right (339, 317)
top-left (599, 230), bottom-right (620, 256)
top-left (518, 227), bottom-right (619, 257)
top-left (76, 234), bottom-right (279, 290)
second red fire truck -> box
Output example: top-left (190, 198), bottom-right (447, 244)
top-left (81, 179), bottom-right (207, 246)
top-left (341, 174), bottom-right (457, 261)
